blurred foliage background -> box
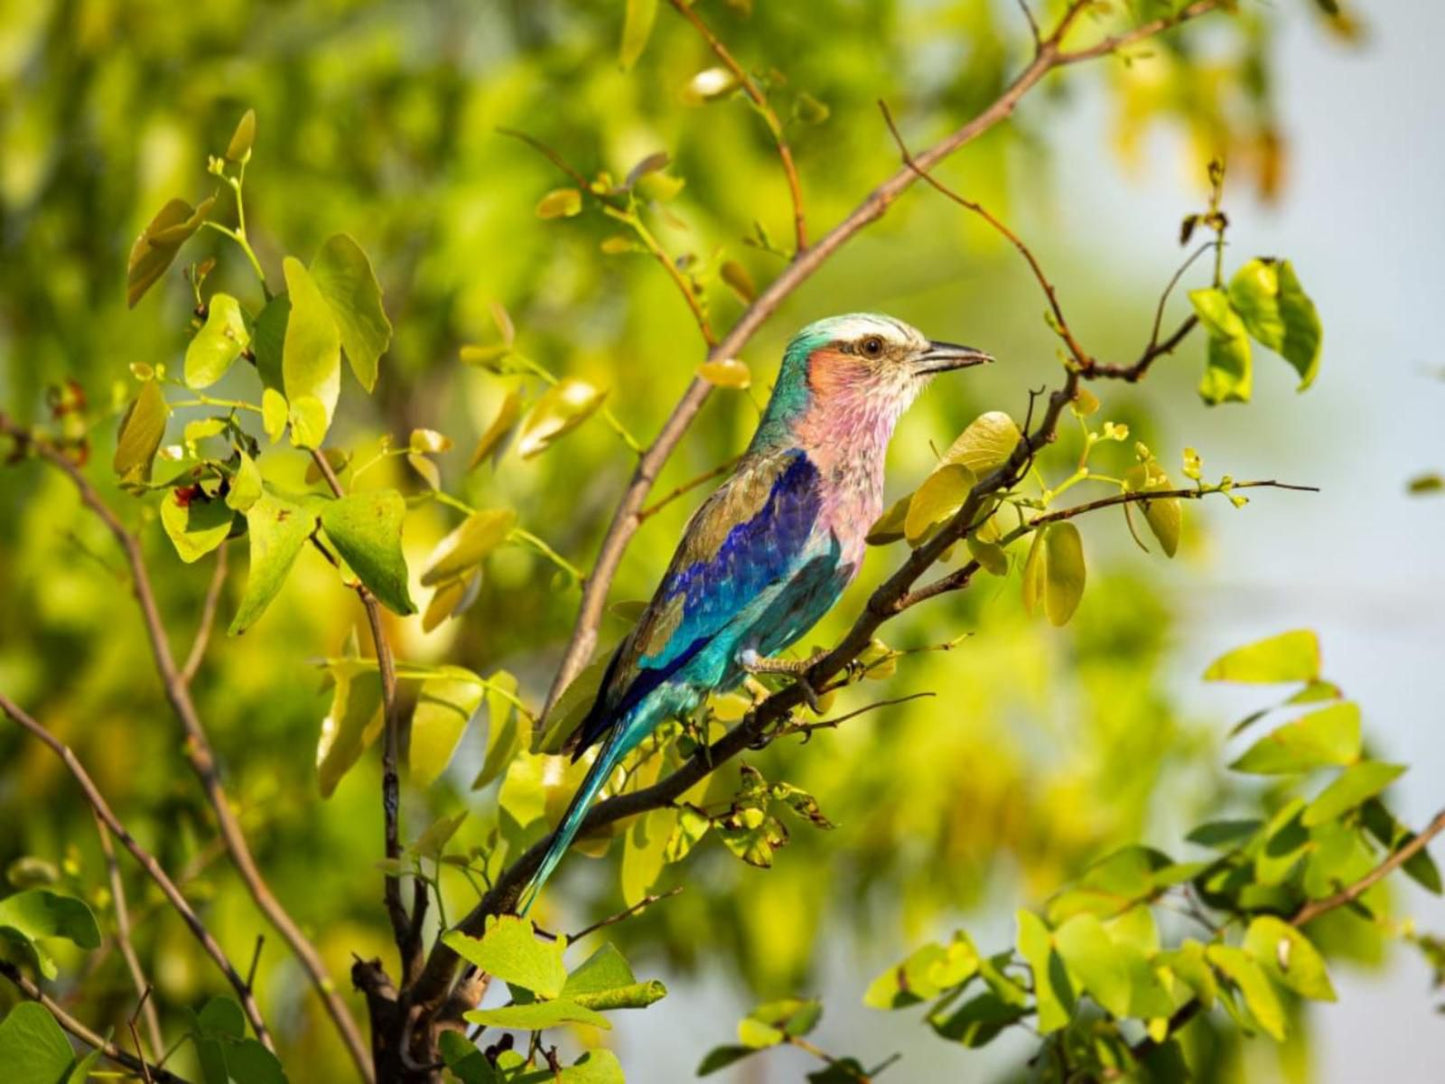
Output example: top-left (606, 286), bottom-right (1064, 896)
top-left (1, 0), bottom-right (1412, 1081)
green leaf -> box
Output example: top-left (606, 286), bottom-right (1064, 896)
top-left (229, 493), bottom-right (316, 635)
top-left (516, 380), bottom-right (605, 459)
top-left (1054, 912), bottom-right (1131, 1018)
top-left (563, 944), bottom-right (636, 997)
top-left (185, 294), bottom-right (251, 389)
top-left (260, 388), bottom-right (287, 443)
top-left (421, 508), bottom-right (517, 586)
top-left (719, 261), bottom-right (756, 304)
top-left (0, 889), bottom-right (100, 981)
top-left (113, 380), bottom-right (170, 479)
top-left (943, 411), bottom-right (1021, 474)
top-left (904, 464), bottom-right (975, 545)
top-left (555, 1050), bottom-right (625, 1084)
top-left (697, 1046), bottom-right (755, 1076)
top-left (619, 0), bottom-right (657, 69)
top-left (252, 295), bottom-right (290, 392)
top-left (1016, 911), bottom-right (1071, 1033)
top-left (410, 678), bottom-right (484, 788)
top-left (225, 109), bottom-right (256, 163)
top-left (473, 671), bottom-right (524, 789)
top-left (1304, 761), bottom-right (1405, 827)
top-left (570, 980), bottom-right (667, 1012)
top-left (1244, 916), bottom-right (1336, 1001)
top-left (127, 197), bottom-right (212, 307)
top-left (1231, 702), bottom-right (1361, 775)
top-left (280, 256), bottom-right (342, 446)
top-left (463, 998), bottom-right (609, 1031)
top-left (1021, 529), bottom-right (1046, 616)
top-left (310, 234), bottom-right (392, 392)
top-left (863, 933), bottom-right (978, 1010)
top-left (1186, 818), bottom-right (1263, 849)
top-left (1228, 258), bottom-right (1323, 390)
top-left (160, 492), bottom-right (234, 564)
top-left (469, 390), bottom-right (525, 471)
top-left (443, 915), bottom-right (566, 998)
top-left (929, 991), bottom-right (1027, 1047)
top-left (1158, 940), bottom-right (1217, 1010)
top-left (753, 998), bottom-right (821, 1038)
top-left (621, 807), bottom-right (673, 906)
top-left (663, 805), bottom-right (711, 863)
top-left (1207, 945), bottom-right (1286, 1040)
top-left (1044, 522), bottom-right (1086, 627)
top-left (1204, 630), bottom-right (1320, 683)
top-left (1126, 465), bottom-right (1181, 557)
top-left (227, 450), bottom-right (263, 512)
top-left (865, 495), bottom-right (910, 546)
top-left (535, 188), bottom-right (583, 219)
top-left (1190, 287), bottom-right (1253, 404)
top-left (316, 661), bottom-right (384, 799)
top-left (319, 490), bottom-right (416, 615)
top-left (0, 1003), bottom-right (74, 1084)
top-left (439, 1031), bottom-right (502, 1084)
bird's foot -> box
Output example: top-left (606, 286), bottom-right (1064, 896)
top-left (739, 649), bottom-right (827, 713)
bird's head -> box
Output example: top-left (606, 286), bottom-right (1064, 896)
top-left (755, 313), bottom-right (992, 448)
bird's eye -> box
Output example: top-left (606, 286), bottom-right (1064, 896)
top-left (861, 336), bottom-right (884, 358)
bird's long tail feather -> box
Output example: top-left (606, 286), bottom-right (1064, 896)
top-left (518, 728), bottom-right (632, 915)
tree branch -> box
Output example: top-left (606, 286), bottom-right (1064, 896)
top-left (93, 812), bottom-right (164, 1061)
top-left (180, 539), bottom-right (228, 685)
top-left (0, 961), bottom-right (189, 1084)
top-left (0, 692), bottom-right (271, 1049)
top-left (539, 0), bottom-right (1227, 721)
top-left (0, 417), bottom-right (373, 1083)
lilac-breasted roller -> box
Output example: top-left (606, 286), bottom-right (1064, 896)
top-left (521, 314), bottom-right (992, 911)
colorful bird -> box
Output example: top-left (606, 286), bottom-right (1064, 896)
top-left (520, 314), bottom-right (992, 912)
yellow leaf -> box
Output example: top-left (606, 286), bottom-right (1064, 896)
top-left (1044, 523), bottom-right (1086, 627)
top-left (698, 359), bottom-right (751, 389)
top-left (904, 464), bottom-right (975, 545)
top-left (535, 188), bottom-right (583, 219)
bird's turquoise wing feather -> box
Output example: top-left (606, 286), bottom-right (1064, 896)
top-left (569, 447), bottom-right (831, 754)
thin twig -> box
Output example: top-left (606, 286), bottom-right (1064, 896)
top-left (0, 692), bottom-right (272, 1049)
top-left (782, 693), bottom-right (936, 740)
top-left (1291, 808), bottom-right (1445, 927)
top-left (181, 541), bottom-right (228, 684)
top-left (0, 961), bottom-right (188, 1084)
top-left (245, 934), bottom-right (266, 992)
top-left (0, 417), bottom-right (372, 1081)
top-left (667, 0), bottom-right (809, 252)
top-left (129, 988), bottom-right (156, 1084)
top-left (570, 887), bottom-right (683, 942)
top-left (94, 811), bottom-right (164, 1059)
top-left (638, 457), bottom-right (739, 521)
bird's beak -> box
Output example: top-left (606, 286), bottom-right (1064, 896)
top-left (917, 340), bottom-right (994, 373)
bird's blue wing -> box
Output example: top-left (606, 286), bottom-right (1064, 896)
top-left (569, 448), bottom-right (828, 754)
